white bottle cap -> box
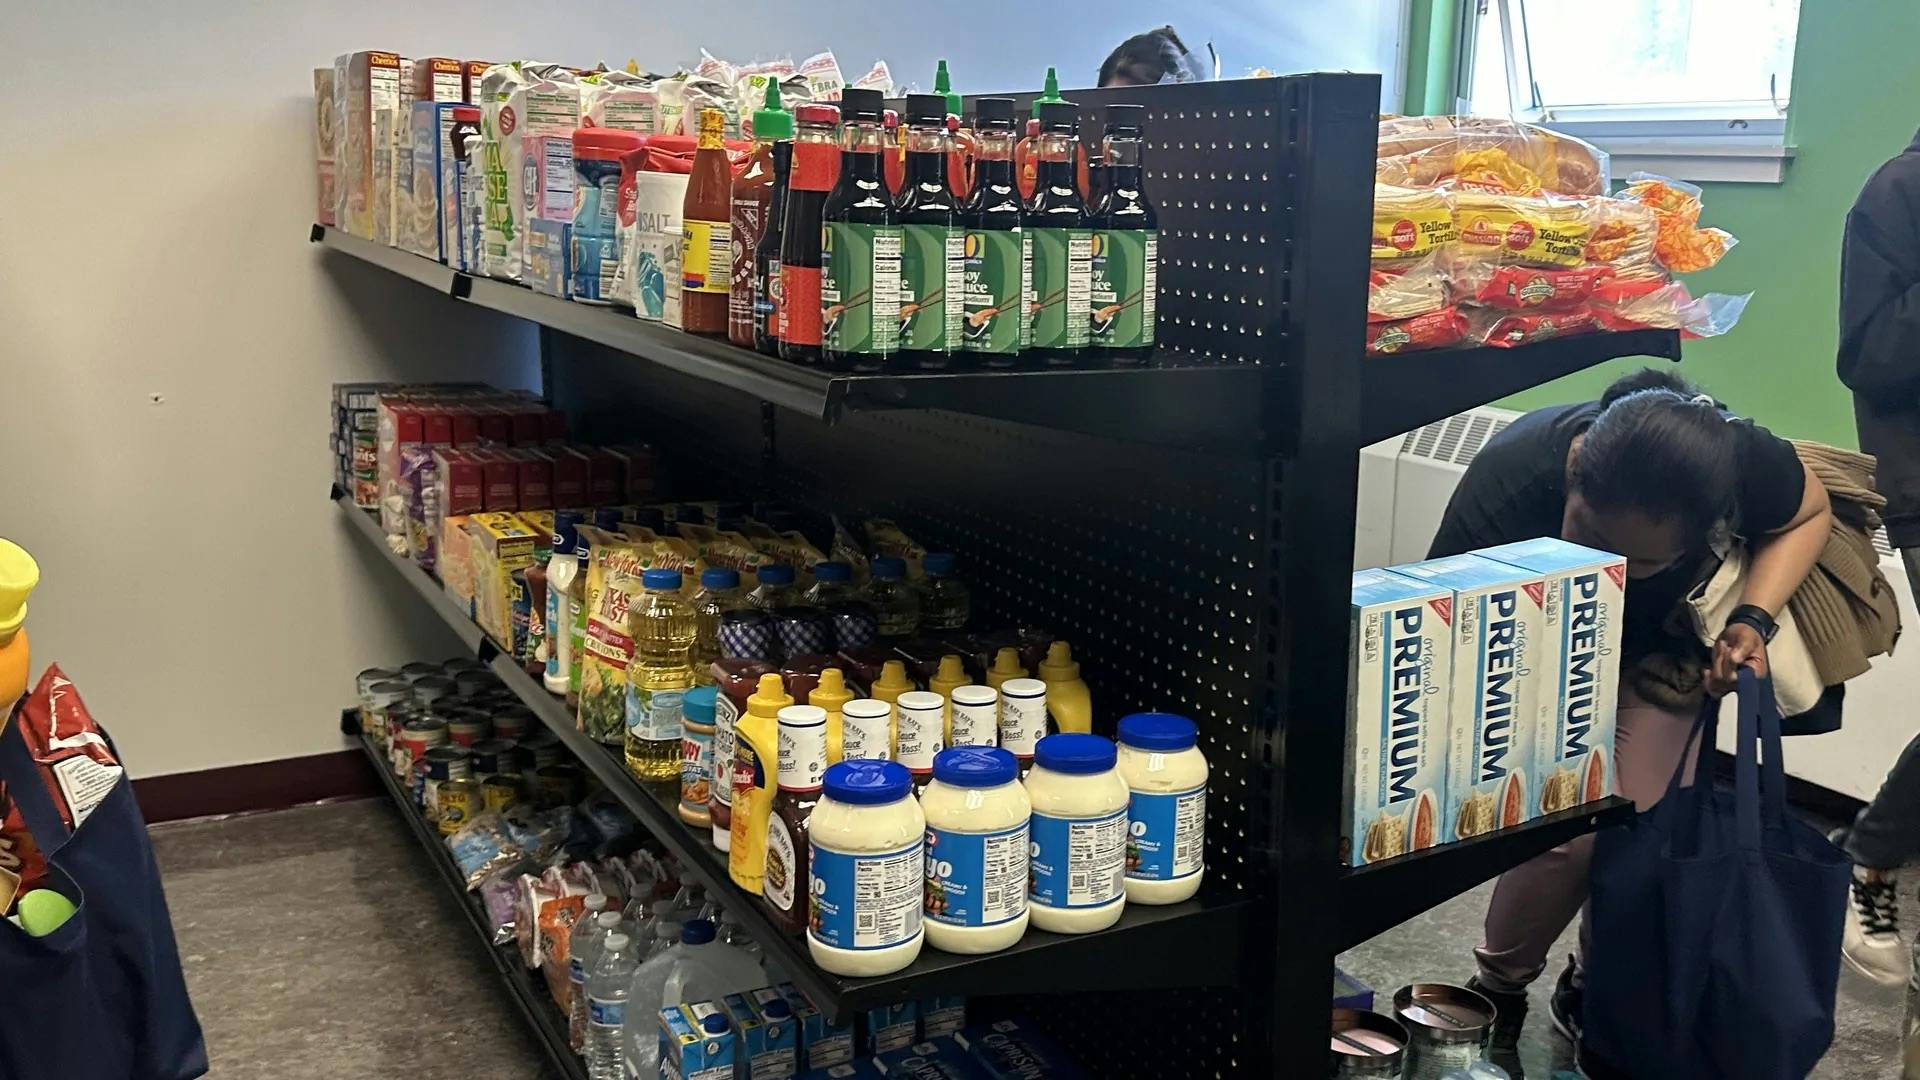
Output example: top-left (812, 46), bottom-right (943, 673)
top-left (999, 678), bottom-right (1048, 756)
top-left (895, 691), bottom-right (945, 772)
top-left (842, 698), bottom-right (894, 761)
top-left (777, 704), bottom-right (829, 790)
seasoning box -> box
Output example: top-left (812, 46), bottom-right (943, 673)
top-left (526, 218), bottom-right (572, 298)
top-left (334, 50), bottom-right (403, 239)
top-left (954, 1020), bottom-right (1092, 1080)
top-left (583, 447), bottom-right (624, 506)
top-left (475, 448), bottom-right (519, 511)
top-left (507, 450), bottom-right (553, 512)
top-left (866, 1002), bottom-right (919, 1057)
top-left (528, 134), bottom-right (577, 222)
top-left (1392, 554), bottom-right (1545, 844)
top-left (466, 512), bottom-right (540, 647)
top-left (919, 997), bottom-right (965, 1040)
top-left (725, 988), bottom-right (800, 1079)
top-left (874, 1037), bottom-right (994, 1078)
top-left (781, 983), bottom-right (853, 1069)
top-left (606, 444), bottom-right (657, 501)
top-left (661, 1001), bottom-right (737, 1080)
top-left (1476, 538), bottom-right (1625, 816)
top-left (1346, 568), bottom-right (1453, 867)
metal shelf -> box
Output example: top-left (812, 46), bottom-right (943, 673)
top-left (311, 223), bottom-right (460, 295)
top-left (348, 722), bottom-right (585, 1080)
top-left (1332, 795), bottom-right (1636, 952)
top-left (339, 494), bottom-right (1250, 1022)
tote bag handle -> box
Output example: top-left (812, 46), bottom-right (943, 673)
top-left (0, 705), bottom-right (74, 859)
top-left (1733, 667), bottom-right (1789, 850)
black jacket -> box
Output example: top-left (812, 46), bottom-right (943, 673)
top-left (1840, 127), bottom-right (1920, 547)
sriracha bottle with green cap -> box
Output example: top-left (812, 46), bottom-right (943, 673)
top-left (731, 80), bottom-right (792, 347)
top-left (934, 59), bottom-right (973, 198)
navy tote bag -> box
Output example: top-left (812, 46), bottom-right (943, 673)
top-left (0, 705), bottom-right (208, 1079)
top-left (1585, 668), bottom-right (1847, 1078)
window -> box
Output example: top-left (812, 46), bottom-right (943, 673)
top-left (1460, 0), bottom-right (1800, 182)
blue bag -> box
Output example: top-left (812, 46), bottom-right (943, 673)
top-left (0, 702), bottom-right (208, 1079)
top-left (1585, 669), bottom-right (1847, 1078)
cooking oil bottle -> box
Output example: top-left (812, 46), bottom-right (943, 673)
top-left (626, 568), bottom-right (696, 783)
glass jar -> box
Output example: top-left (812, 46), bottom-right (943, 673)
top-left (922, 747), bottom-right (1031, 954)
top-left (807, 760), bottom-right (925, 976)
top-left (1116, 712), bottom-right (1208, 905)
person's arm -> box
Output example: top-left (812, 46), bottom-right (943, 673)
top-left (1837, 195), bottom-right (1920, 395)
top-left (1709, 461), bottom-right (1832, 693)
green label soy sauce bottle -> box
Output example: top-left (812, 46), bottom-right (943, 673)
top-left (895, 94), bottom-right (966, 371)
top-left (1091, 104), bottom-right (1158, 364)
top-left (1024, 100), bottom-right (1092, 368)
top-left (963, 97), bottom-right (1028, 367)
top-left (821, 87), bottom-right (901, 373)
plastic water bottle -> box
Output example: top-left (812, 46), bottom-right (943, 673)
top-left (621, 922), bottom-right (692, 1080)
top-left (645, 917), bottom-right (684, 962)
top-left (585, 931), bottom-right (639, 1080)
top-left (660, 918), bottom-right (766, 1006)
top-left (567, 896), bottom-right (613, 1052)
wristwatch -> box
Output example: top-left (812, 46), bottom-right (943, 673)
top-left (1726, 604), bottom-right (1779, 643)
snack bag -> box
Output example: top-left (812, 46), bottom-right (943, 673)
top-left (1448, 190), bottom-right (1593, 272)
top-left (1589, 278), bottom-right (1750, 338)
top-left (577, 526), bottom-right (648, 745)
top-left (1460, 264), bottom-right (1614, 312)
top-left (1465, 306), bottom-right (1598, 348)
top-left (1364, 306), bottom-right (1468, 356)
top-left (1618, 172), bottom-right (1738, 273)
top-left (1369, 184), bottom-right (1455, 321)
top-left (1582, 197), bottom-right (1661, 281)
top-left (0, 665), bottom-right (127, 904)
top-left (798, 51), bottom-right (846, 101)
top-left (851, 61), bottom-right (895, 97)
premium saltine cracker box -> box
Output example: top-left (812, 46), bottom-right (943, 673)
top-left (1347, 567), bottom-right (1454, 866)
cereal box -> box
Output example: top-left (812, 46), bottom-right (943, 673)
top-left (1393, 554), bottom-right (1546, 843)
top-left (334, 51), bottom-right (402, 238)
top-left (661, 1001), bottom-right (737, 1080)
top-left (781, 983), bottom-right (852, 1069)
top-left (408, 102), bottom-right (451, 259)
top-left (1478, 538), bottom-right (1626, 815)
top-left (1346, 567), bottom-right (1453, 866)
top-left (314, 68), bottom-right (337, 226)
top-left (411, 57), bottom-right (465, 103)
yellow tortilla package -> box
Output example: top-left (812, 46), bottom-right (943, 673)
top-left (1371, 184), bottom-right (1456, 321)
top-left (1449, 190), bottom-right (1593, 271)
top-left (1377, 115), bottom-right (1609, 197)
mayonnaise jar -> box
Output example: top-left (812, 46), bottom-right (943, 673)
top-left (1023, 734), bottom-right (1128, 933)
top-left (1116, 712), bottom-right (1208, 904)
top-left (922, 747), bottom-right (1031, 954)
top-left (807, 760), bottom-right (926, 976)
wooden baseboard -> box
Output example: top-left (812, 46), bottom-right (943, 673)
top-left (134, 747), bottom-right (378, 824)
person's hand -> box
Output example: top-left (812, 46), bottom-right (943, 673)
top-left (1708, 622), bottom-right (1769, 697)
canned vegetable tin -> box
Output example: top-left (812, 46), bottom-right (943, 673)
top-left (534, 763), bottom-right (585, 807)
top-left (491, 709), bottom-right (534, 741)
top-left (469, 738), bottom-right (521, 780)
top-left (436, 779), bottom-right (484, 835)
top-left (423, 745), bottom-right (474, 821)
top-left (482, 774), bottom-right (523, 812)
top-left (400, 661), bottom-right (442, 682)
top-left (395, 716), bottom-right (449, 779)
top-left (410, 675), bottom-right (457, 707)
top-left (361, 679), bottom-right (411, 744)
top-left (446, 711), bottom-right (492, 747)
top-left (356, 667), bottom-right (401, 696)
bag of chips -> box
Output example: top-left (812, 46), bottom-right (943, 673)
top-left (1582, 197), bottom-right (1662, 281)
top-left (0, 665), bottom-right (126, 905)
top-left (1617, 172), bottom-right (1738, 273)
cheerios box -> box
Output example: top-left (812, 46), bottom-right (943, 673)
top-left (1477, 538), bottom-right (1625, 816)
top-left (1347, 568), bottom-right (1454, 866)
top-left (1392, 554), bottom-right (1546, 844)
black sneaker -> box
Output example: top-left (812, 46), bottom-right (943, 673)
top-left (1465, 975), bottom-right (1527, 1079)
top-left (1548, 957), bottom-right (1584, 1043)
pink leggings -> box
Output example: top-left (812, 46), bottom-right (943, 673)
top-left (1474, 681), bottom-right (1703, 993)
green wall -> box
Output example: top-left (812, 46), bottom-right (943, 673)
top-left (1481, 1), bottom-right (1920, 446)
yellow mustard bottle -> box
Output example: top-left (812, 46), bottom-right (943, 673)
top-left (1038, 641), bottom-right (1092, 734)
top-left (811, 667), bottom-right (856, 764)
top-left (929, 654), bottom-right (968, 741)
top-left (728, 673), bottom-right (793, 895)
top-left (984, 647), bottom-right (1028, 689)
top-left (0, 540), bottom-right (40, 710)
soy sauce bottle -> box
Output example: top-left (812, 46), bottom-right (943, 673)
top-left (821, 88), bottom-right (901, 373)
top-left (753, 140), bottom-right (792, 357)
top-left (895, 94), bottom-right (966, 371)
top-left (779, 103), bottom-right (841, 366)
top-left (1091, 105), bottom-right (1158, 365)
top-left (963, 97), bottom-right (1029, 367)
top-left (1023, 101), bottom-right (1092, 368)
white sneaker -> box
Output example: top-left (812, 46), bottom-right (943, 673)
top-left (1841, 864), bottom-right (1907, 988)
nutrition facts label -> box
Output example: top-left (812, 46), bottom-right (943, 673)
top-left (928, 823), bottom-right (1030, 927)
top-left (1030, 808), bottom-right (1127, 908)
top-left (810, 841), bottom-right (924, 950)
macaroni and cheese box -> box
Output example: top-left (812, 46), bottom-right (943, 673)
top-left (725, 988), bottom-right (799, 1079)
top-left (1478, 538), bottom-right (1626, 814)
top-left (781, 983), bottom-right (853, 1069)
top-left (466, 512), bottom-right (540, 646)
top-left (1347, 567), bottom-right (1454, 866)
top-left (875, 1038), bottom-right (994, 1079)
top-left (954, 1020), bottom-right (1093, 1080)
top-left (866, 1002), bottom-right (919, 1056)
top-left (661, 1001), bottom-right (737, 1080)
top-left (1393, 554), bottom-right (1546, 843)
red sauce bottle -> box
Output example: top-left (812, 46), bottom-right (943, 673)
top-left (730, 82), bottom-right (790, 347)
top-left (679, 108), bottom-right (733, 335)
top-left (762, 704), bottom-right (828, 934)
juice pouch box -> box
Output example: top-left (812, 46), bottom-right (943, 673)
top-left (782, 983), bottom-right (853, 1069)
top-left (1346, 567), bottom-right (1453, 866)
top-left (661, 1001), bottom-right (737, 1080)
top-left (1477, 538), bottom-right (1626, 814)
top-left (1393, 554), bottom-right (1546, 842)
top-left (955, 1019), bottom-right (1094, 1080)
top-left (875, 1038), bottom-right (994, 1079)
top-left (725, 988), bottom-right (800, 1079)
top-left (919, 997), bottom-right (965, 1039)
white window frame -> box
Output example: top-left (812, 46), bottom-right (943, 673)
top-left (1461, 0), bottom-right (1795, 183)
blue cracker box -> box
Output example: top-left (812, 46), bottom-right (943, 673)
top-left (1333, 966), bottom-right (1375, 1012)
top-left (1476, 538), bottom-right (1626, 816)
top-left (781, 982), bottom-right (853, 1069)
top-left (660, 1001), bottom-right (737, 1080)
top-left (866, 1001), bottom-right (920, 1057)
top-left (954, 1020), bottom-right (1092, 1079)
top-left (876, 1037), bottom-right (995, 1078)
top-left (1347, 567), bottom-right (1455, 866)
top-left (725, 987), bottom-right (799, 1079)
top-left (525, 218), bottom-right (571, 298)
top-left (800, 1063), bottom-right (885, 1080)
top-left (920, 996), bottom-right (965, 1039)
top-left (1390, 554), bottom-right (1546, 844)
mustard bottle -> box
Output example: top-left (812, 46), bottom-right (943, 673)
top-left (929, 654), bottom-right (968, 738)
top-left (811, 667), bottom-right (857, 763)
top-left (871, 660), bottom-right (914, 755)
top-left (1038, 641), bottom-right (1092, 734)
top-left (728, 673), bottom-right (793, 895)
top-left (0, 539), bottom-right (40, 710)
top-left (984, 647), bottom-right (1028, 689)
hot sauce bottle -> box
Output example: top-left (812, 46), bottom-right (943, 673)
top-left (895, 94), bottom-right (966, 372)
top-left (730, 82), bottom-right (790, 348)
top-left (778, 103), bottom-right (840, 365)
top-left (821, 88), bottom-right (901, 373)
top-left (762, 703), bottom-right (828, 934)
top-left (1024, 101), bottom-right (1093, 368)
top-left (1090, 105), bottom-right (1158, 365)
top-left (963, 97), bottom-right (1029, 368)
top-left (680, 108), bottom-right (733, 335)
top-left (1014, 67), bottom-right (1070, 202)
top-left (934, 60), bottom-right (973, 199)
top-left (754, 142), bottom-right (792, 357)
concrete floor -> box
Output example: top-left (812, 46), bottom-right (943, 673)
top-left (151, 797), bottom-right (1908, 1078)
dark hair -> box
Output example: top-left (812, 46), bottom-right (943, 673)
top-left (1570, 368), bottom-right (1738, 539)
top-left (1100, 26), bottom-right (1193, 87)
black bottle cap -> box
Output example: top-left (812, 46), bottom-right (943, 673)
top-left (840, 87), bottom-right (884, 122)
top-left (974, 97), bottom-right (1015, 129)
top-left (1105, 103), bottom-right (1146, 135)
top-left (1039, 100), bottom-right (1079, 133)
top-left (904, 94), bottom-right (947, 124)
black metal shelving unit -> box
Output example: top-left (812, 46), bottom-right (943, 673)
top-left (319, 72), bottom-right (1682, 1073)
top-left (341, 714), bottom-right (585, 1080)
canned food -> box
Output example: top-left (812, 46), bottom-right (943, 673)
top-left (482, 774), bottom-right (523, 812)
top-left (436, 779), bottom-right (484, 835)
top-left (520, 729), bottom-right (562, 769)
top-left (395, 717), bottom-right (449, 779)
top-left (447, 713), bottom-right (492, 747)
top-left (356, 667), bottom-right (402, 697)
top-left (534, 763), bottom-right (585, 807)
top-left (361, 679), bottom-right (412, 743)
top-left (400, 661), bottom-right (442, 682)
top-left (410, 675), bottom-right (457, 707)
top-left (490, 709), bottom-right (534, 741)
top-left (409, 757), bottom-right (431, 810)
top-left (469, 738), bottom-right (521, 780)
top-left (1393, 983), bottom-right (1495, 1080)
top-left (1331, 1008), bottom-right (1409, 1077)
top-left (423, 745), bottom-right (474, 819)
top-left (453, 671), bottom-right (497, 699)
top-left (441, 657), bottom-right (487, 675)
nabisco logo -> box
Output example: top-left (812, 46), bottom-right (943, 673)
top-left (1478, 590), bottom-right (1521, 782)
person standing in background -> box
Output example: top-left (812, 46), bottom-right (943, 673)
top-left (1834, 128), bottom-right (1920, 988)
top-left (1098, 26), bottom-right (1215, 87)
